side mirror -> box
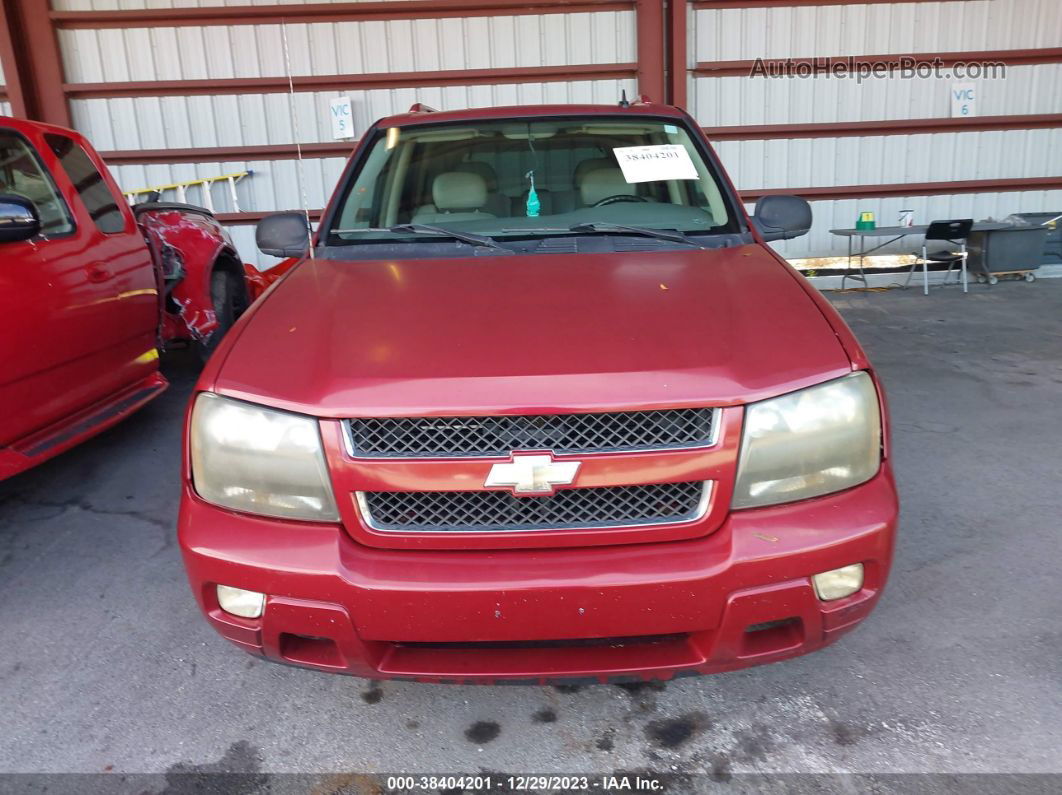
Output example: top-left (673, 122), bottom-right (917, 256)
top-left (752, 195), bottom-right (812, 241)
top-left (0, 195), bottom-right (41, 243)
top-left (256, 211), bottom-right (311, 258)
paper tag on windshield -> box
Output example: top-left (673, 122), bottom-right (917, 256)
top-left (613, 145), bottom-right (698, 183)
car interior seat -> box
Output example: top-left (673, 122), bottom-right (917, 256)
top-left (454, 162), bottom-right (509, 217)
top-left (412, 171), bottom-right (497, 223)
top-left (550, 157), bottom-right (616, 214)
top-left (579, 167), bottom-right (637, 207)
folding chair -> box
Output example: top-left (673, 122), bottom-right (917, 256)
top-left (905, 219), bottom-right (973, 295)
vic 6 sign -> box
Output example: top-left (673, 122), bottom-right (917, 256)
top-left (950, 83), bottom-right (977, 117)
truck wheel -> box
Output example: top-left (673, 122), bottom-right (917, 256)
top-left (197, 270), bottom-right (246, 362)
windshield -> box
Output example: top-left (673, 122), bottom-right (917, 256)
top-left (325, 116), bottom-right (739, 245)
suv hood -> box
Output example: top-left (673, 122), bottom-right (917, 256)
top-left (215, 244), bottom-right (851, 416)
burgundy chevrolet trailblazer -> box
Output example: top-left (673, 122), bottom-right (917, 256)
top-left (178, 102), bottom-right (898, 683)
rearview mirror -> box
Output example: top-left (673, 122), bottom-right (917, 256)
top-left (752, 195), bottom-right (812, 241)
top-left (257, 211), bottom-right (311, 258)
top-left (0, 195), bottom-right (41, 243)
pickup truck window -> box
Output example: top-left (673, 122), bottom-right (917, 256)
top-left (327, 116), bottom-right (738, 246)
top-left (0, 131), bottom-right (74, 236)
top-left (45, 134), bottom-right (126, 235)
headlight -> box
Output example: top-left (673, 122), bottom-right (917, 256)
top-left (190, 393), bottom-right (339, 521)
top-left (732, 372), bottom-right (881, 509)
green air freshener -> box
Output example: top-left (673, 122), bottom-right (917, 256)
top-left (525, 170), bottom-right (540, 218)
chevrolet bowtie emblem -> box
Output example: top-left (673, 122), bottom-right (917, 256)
top-left (484, 453), bottom-right (581, 496)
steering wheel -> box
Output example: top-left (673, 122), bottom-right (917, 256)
top-left (592, 194), bottom-right (648, 208)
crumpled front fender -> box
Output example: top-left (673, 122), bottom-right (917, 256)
top-left (138, 207), bottom-right (241, 345)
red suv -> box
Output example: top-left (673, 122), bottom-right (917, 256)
top-left (179, 102), bottom-right (898, 683)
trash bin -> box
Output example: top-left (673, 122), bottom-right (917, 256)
top-left (966, 224), bottom-right (1049, 284)
top-left (1013, 212), bottom-right (1062, 265)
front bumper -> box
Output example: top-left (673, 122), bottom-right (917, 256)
top-left (179, 468), bottom-right (897, 683)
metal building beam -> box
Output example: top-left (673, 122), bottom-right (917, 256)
top-left (211, 175), bottom-right (1062, 225)
top-left (667, 0), bottom-right (688, 107)
top-left (693, 48), bottom-right (1062, 78)
top-left (51, 0), bottom-right (632, 29)
top-left (96, 113), bottom-right (1062, 165)
top-left (65, 63), bottom-right (638, 100)
top-left (635, 0), bottom-right (666, 101)
top-left (0, 0), bottom-right (26, 116)
top-left (1, 0), bottom-right (69, 125)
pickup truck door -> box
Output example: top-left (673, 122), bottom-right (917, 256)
top-left (0, 124), bottom-right (159, 447)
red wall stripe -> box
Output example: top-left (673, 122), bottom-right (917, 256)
top-left (692, 0), bottom-right (972, 9)
top-left (741, 176), bottom-right (1062, 203)
top-left (693, 48), bottom-right (1062, 78)
top-left (51, 0), bottom-right (633, 29)
top-left (98, 114), bottom-right (1062, 165)
top-left (65, 63), bottom-right (638, 100)
top-left (703, 114), bottom-right (1062, 141)
top-left (211, 177), bottom-right (1062, 226)
top-left (102, 142), bottom-right (356, 165)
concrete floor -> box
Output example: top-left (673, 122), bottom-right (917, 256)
top-left (1, 280), bottom-right (1060, 784)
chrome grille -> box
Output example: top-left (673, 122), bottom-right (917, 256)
top-left (358, 481), bottom-right (708, 533)
top-left (347, 409), bottom-right (716, 458)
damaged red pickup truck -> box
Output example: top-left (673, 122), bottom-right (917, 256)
top-left (0, 117), bottom-right (252, 480)
top-left (180, 102), bottom-right (898, 683)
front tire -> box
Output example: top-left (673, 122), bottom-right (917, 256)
top-left (196, 269), bottom-right (246, 363)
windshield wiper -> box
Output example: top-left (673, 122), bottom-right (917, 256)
top-left (331, 224), bottom-right (512, 252)
top-left (567, 222), bottom-right (705, 249)
top-left (387, 223), bottom-right (513, 252)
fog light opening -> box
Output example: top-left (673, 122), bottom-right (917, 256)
top-left (741, 617), bottom-right (803, 657)
top-left (216, 584), bottom-right (265, 618)
top-left (812, 563), bottom-right (865, 601)
top-left (279, 633), bottom-right (344, 668)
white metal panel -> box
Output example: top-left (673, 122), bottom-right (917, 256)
top-left (0, 102), bottom-right (12, 117)
top-left (53, 0), bottom-right (429, 9)
top-left (58, 12), bottom-right (636, 82)
top-left (755, 189), bottom-right (1062, 259)
top-left (56, 2), bottom-right (639, 267)
top-left (713, 128), bottom-right (1062, 191)
top-left (98, 78), bottom-right (637, 224)
top-left (110, 157), bottom-right (348, 213)
top-left (690, 63), bottom-right (1062, 126)
top-left (693, 0), bottom-right (1062, 62)
top-left (686, 0), bottom-right (1062, 258)
top-left (222, 223), bottom-right (284, 271)
top-left (72, 79), bottom-right (638, 149)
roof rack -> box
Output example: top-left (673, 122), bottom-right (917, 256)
top-left (407, 103), bottom-right (438, 114)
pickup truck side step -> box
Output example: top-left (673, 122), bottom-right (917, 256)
top-left (0, 374), bottom-right (168, 481)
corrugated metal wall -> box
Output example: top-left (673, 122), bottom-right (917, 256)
top-left (691, 0), bottom-right (1060, 62)
top-left (688, 0), bottom-right (1062, 258)
top-left (749, 190), bottom-right (1062, 262)
top-left (28, 0), bottom-right (1062, 265)
top-left (51, 4), bottom-right (638, 266)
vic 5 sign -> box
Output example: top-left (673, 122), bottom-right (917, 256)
top-left (951, 84), bottom-right (977, 117)
top-left (330, 96), bottom-right (354, 139)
